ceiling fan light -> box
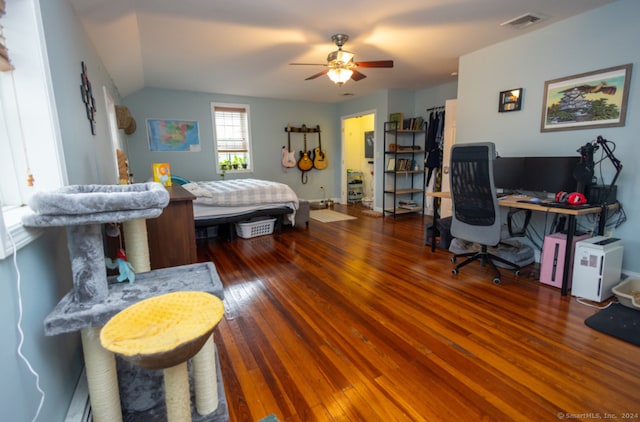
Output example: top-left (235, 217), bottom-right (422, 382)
top-left (328, 68), bottom-right (353, 85)
top-left (327, 50), bottom-right (354, 65)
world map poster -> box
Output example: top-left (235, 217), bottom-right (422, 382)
top-left (146, 119), bottom-right (201, 151)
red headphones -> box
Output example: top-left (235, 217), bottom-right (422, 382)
top-left (555, 191), bottom-right (587, 205)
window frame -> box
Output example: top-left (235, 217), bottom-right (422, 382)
top-left (211, 102), bottom-right (253, 174)
top-left (0, 0), bottom-right (66, 259)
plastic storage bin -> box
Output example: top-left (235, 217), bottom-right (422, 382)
top-left (612, 278), bottom-right (640, 310)
top-left (235, 218), bottom-right (276, 239)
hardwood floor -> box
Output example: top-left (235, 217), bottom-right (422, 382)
top-left (198, 204), bottom-right (639, 422)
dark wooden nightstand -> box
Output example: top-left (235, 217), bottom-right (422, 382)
top-left (146, 184), bottom-right (197, 269)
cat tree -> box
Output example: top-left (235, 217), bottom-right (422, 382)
top-left (22, 182), bottom-right (228, 421)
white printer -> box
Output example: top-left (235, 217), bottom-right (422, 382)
top-left (571, 236), bottom-right (623, 302)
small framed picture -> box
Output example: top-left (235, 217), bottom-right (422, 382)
top-left (498, 88), bottom-right (523, 112)
top-left (388, 112), bottom-right (404, 130)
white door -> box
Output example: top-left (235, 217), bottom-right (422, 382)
top-left (440, 99), bottom-right (457, 218)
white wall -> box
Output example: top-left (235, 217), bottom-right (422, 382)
top-left (414, 81), bottom-right (458, 115)
top-left (456, 0), bottom-right (640, 271)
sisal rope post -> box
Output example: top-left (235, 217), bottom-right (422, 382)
top-left (192, 334), bottom-right (218, 415)
top-left (81, 327), bottom-right (123, 422)
top-left (164, 362), bottom-right (192, 422)
top-left (122, 219), bottom-right (150, 272)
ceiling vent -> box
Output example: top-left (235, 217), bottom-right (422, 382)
top-left (501, 13), bottom-right (544, 29)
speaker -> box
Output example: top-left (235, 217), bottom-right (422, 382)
top-left (586, 184), bottom-right (617, 205)
top-left (556, 191), bottom-right (587, 205)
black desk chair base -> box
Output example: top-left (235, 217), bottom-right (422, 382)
top-left (450, 245), bottom-right (521, 285)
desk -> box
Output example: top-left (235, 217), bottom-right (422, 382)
top-left (427, 193), bottom-right (617, 296)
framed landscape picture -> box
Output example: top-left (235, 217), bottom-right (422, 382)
top-left (540, 64), bottom-right (632, 132)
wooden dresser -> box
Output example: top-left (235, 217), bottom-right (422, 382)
top-left (146, 184), bottom-right (197, 269)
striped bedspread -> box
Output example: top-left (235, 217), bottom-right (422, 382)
top-left (183, 179), bottom-right (299, 209)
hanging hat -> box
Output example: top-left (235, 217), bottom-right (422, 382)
top-left (115, 105), bottom-right (137, 135)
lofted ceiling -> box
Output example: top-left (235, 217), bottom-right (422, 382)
top-left (69, 0), bottom-right (616, 103)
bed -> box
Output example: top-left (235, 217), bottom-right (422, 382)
top-left (181, 178), bottom-right (304, 239)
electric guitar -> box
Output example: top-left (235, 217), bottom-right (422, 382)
top-left (312, 124), bottom-right (328, 170)
top-left (282, 124), bottom-right (296, 168)
top-left (297, 130), bottom-right (313, 172)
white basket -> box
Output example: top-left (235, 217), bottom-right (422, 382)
top-left (235, 217), bottom-right (276, 239)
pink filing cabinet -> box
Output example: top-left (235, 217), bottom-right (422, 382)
top-left (540, 232), bottom-right (590, 289)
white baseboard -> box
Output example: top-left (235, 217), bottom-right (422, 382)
top-left (65, 368), bottom-right (91, 422)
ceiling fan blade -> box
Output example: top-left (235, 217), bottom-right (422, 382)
top-left (305, 69), bottom-right (329, 80)
top-left (289, 63), bottom-right (327, 66)
top-left (351, 70), bottom-right (367, 81)
top-left (355, 60), bottom-right (394, 68)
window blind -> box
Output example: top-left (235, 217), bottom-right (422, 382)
top-left (214, 106), bottom-right (248, 152)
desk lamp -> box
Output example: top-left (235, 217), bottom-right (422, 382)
top-left (576, 136), bottom-right (622, 205)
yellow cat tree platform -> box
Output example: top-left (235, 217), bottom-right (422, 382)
top-left (101, 291), bottom-right (224, 421)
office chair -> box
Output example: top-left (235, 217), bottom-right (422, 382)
top-left (449, 142), bottom-right (521, 285)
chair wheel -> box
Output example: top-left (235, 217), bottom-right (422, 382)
top-left (493, 277), bottom-right (501, 285)
top-left (452, 269), bottom-right (458, 275)
top-left (450, 257), bottom-right (456, 263)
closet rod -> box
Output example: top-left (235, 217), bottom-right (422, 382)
top-left (426, 105), bottom-right (445, 112)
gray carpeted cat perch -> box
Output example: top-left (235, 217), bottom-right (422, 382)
top-left (23, 183), bottom-right (228, 422)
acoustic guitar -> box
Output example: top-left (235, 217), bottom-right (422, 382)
top-left (297, 131), bottom-right (313, 172)
top-left (312, 124), bottom-right (328, 170)
top-left (282, 124), bottom-right (296, 168)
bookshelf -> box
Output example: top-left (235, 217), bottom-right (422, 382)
top-left (383, 120), bottom-right (427, 216)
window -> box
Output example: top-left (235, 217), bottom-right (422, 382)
top-left (0, 0), bottom-right (66, 259)
top-left (211, 103), bottom-right (252, 172)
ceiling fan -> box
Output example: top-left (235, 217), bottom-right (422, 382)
top-left (290, 34), bottom-right (394, 85)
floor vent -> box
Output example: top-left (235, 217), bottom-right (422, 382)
top-left (501, 13), bottom-right (544, 29)
top-left (65, 368), bottom-right (92, 422)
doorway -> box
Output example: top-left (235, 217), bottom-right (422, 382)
top-left (341, 111), bottom-right (376, 207)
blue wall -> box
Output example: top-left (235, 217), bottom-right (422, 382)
top-left (124, 88), bottom-right (339, 201)
top-left (0, 230), bottom-right (79, 422)
top-left (456, 0), bottom-right (640, 272)
top-left (0, 0), bottom-right (126, 419)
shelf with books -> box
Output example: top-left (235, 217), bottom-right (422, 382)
top-left (382, 120), bottom-right (427, 217)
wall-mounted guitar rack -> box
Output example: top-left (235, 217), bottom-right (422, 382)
top-left (283, 124), bottom-right (327, 183)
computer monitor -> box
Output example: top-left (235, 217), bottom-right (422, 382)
top-left (493, 157), bottom-right (525, 191)
top-left (522, 156), bottom-right (580, 194)
top-left (492, 156), bottom-right (580, 194)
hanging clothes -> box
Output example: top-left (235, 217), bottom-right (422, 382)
top-left (425, 108), bottom-right (445, 188)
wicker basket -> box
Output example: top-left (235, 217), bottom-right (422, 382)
top-left (115, 105), bottom-right (137, 135)
top-left (235, 218), bottom-right (276, 239)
